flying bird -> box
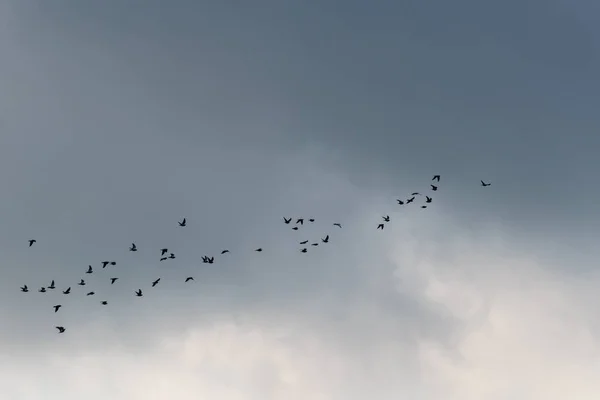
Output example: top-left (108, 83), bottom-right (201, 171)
top-left (86, 265), bottom-right (93, 274)
top-left (47, 280), bottom-right (55, 290)
top-left (53, 305), bottom-right (61, 313)
top-left (300, 240), bottom-right (308, 244)
top-left (396, 199), bottom-right (404, 205)
top-left (28, 239), bottom-right (36, 247)
top-left (311, 243), bottom-right (319, 246)
top-left (63, 287), bottom-right (71, 294)
top-left (426, 196), bottom-right (432, 203)
top-left (377, 224), bottom-right (385, 230)
top-left (292, 227), bottom-right (299, 230)
top-left (185, 277), bottom-right (194, 282)
top-left (160, 257), bottom-right (167, 261)
top-left (101, 261), bottom-right (109, 268)
top-left (430, 185), bottom-right (438, 191)
top-left (151, 278), bottom-right (160, 287)
top-left (56, 326), bottom-right (65, 333)
top-left (129, 243), bottom-right (137, 252)
top-left (101, 301), bottom-right (108, 305)
top-left (86, 291), bottom-right (95, 296)
top-left (110, 278), bottom-right (118, 284)
top-left (481, 180), bottom-right (491, 187)
top-left (322, 235), bottom-right (329, 243)
top-left (421, 205), bottom-right (427, 209)
top-left (296, 218), bottom-right (304, 225)
top-left (135, 289), bottom-right (143, 297)
top-left (432, 175), bottom-right (440, 182)
top-left (110, 261), bottom-right (116, 266)
top-left (221, 250), bottom-right (229, 254)
top-left (406, 197), bottom-right (415, 204)
top-left (39, 287), bottom-right (46, 293)
top-left (309, 218), bottom-right (315, 222)
top-left (300, 248), bottom-right (307, 253)
top-left (255, 248), bottom-right (263, 252)
top-left (178, 218), bottom-right (186, 227)
top-left (161, 248), bottom-right (168, 256)
top-left (412, 192), bottom-right (421, 196)
top-left (383, 215), bottom-right (390, 222)
top-left (20, 285), bottom-right (28, 293)
top-left (333, 223), bottom-right (342, 228)
top-left (283, 217), bottom-right (292, 224)
top-left (78, 279), bottom-right (85, 286)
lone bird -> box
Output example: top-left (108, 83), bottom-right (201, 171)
top-left (255, 248), bottom-right (263, 252)
top-left (322, 235), bottom-right (329, 243)
top-left (333, 223), bottom-right (342, 228)
top-left (221, 250), bottom-right (229, 254)
top-left (432, 175), bottom-right (440, 182)
top-left (185, 277), bottom-right (194, 282)
top-left (86, 265), bottom-right (93, 274)
top-left (283, 217), bottom-right (292, 224)
top-left (110, 278), bottom-right (118, 284)
top-left (86, 291), bottom-right (95, 296)
top-left (430, 185), bottom-right (438, 191)
top-left (78, 279), bottom-right (86, 286)
top-left (20, 285), bottom-right (28, 293)
top-left (383, 215), bottom-right (390, 222)
top-left (28, 239), bottom-right (36, 247)
top-left (110, 261), bottom-right (116, 266)
top-left (130, 243), bottom-right (137, 252)
top-left (56, 326), bottom-right (65, 333)
top-left (135, 289), bottom-right (143, 297)
top-left (481, 180), bottom-right (491, 187)
top-left (397, 199), bottom-right (404, 205)
top-left (151, 278), bottom-right (160, 287)
top-left (160, 257), bottom-right (167, 261)
top-left (377, 224), bottom-right (385, 230)
top-left (101, 301), bottom-right (108, 305)
top-left (178, 218), bottom-right (186, 227)
top-left (53, 305), bottom-right (61, 313)
top-left (426, 196), bottom-right (432, 203)
top-left (161, 248), bottom-right (168, 256)
top-left (63, 287), bottom-right (71, 294)
top-left (421, 205), bottom-right (427, 209)
top-left (47, 280), bottom-right (55, 290)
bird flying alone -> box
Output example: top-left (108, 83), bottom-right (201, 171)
top-left (86, 265), bottom-right (93, 274)
top-left (481, 180), bottom-right (491, 186)
top-left (20, 285), bottom-right (28, 292)
top-left (377, 224), bottom-right (385, 230)
top-left (110, 278), bottom-right (118, 284)
top-left (130, 243), bottom-right (137, 251)
top-left (28, 239), bottom-right (36, 247)
top-left (56, 326), bottom-right (65, 333)
top-left (135, 289), bottom-right (143, 297)
top-left (63, 287), bottom-right (71, 294)
top-left (53, 305), bottom-right (61, 313)
top-left (178, 218), bottom-right (186, 227)
top-left (321, 235), bottom-right (329, 243)
top-left (333, 223), bottom-right (342, 228)
top-left (426, 196), bottom-right (432, 203)
top-left (431, 185), bottom-right (438, 191)
top-left (432, 175), bottom-right (440, 182)
top-left (221, 249), bottom-right (229, 254)
top-left (185, 277), bottom-right (194, 282)
top-left (152, 278), bottom-right (160, 287)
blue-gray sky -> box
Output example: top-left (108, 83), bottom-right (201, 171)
top-left (1, 1), bottom-right (600, 399)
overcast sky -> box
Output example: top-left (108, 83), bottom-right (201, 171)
top-left (1, 1), bottom-right (600, 399)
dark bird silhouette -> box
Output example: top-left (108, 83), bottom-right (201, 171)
top-left (406, 197), bottom-right (415, 204)
top-left (110, 261), bottom-right (116, 266)
top-left (53, 305), bottom-right (61, 313)
top-left (311, 243), bottom-right (319, 246)
top-left (20, 285), bottom-right (28, 293)
top-left (426, 196), bottom-right (432, 203)
top-left (78, 279), bottom-right (85, 286)
top-left (412, 192), bottom-right (421, 196)
top-left (56, 326), bottom-right (65, 333)
top-left (432, 175), bottom-right (440, 182)
top-left (207, 257), bottom-right (214, 264)
top-left (283, 217), bottom-right (292, 224)
top-left (28, 239), bottom-right (36, 247)
top-left (202, 256), bottom-right (208, 263)
top-left (101, 261), bottom-right (109, 268)
top-left (101, 301), bottom-right (108, 305)
top-left (300, 240), bottom-right (309, 245)
top-left (48, 280), bottom-right (55, 290)
top-left (129, 243), bottom-right (137, 252)
top-left (255, 248), bottom-right (263, 252)
top-left (160, 257), bottom-right (167, 261)
top-left (221, 250), bottom-right (229, 254)
top-left (168, 253), bottom-right (175, 259)
top-left (161, 248), bottom-right (168, 256)
top-left (309, 218), bottom-right (315, 222)
top-left (322, 235), bottom-right (329, 243)
top-left (292, 227), bottom-right (299, 230)
top-left (333, 223), bottom-right (342, 228)
top-left (397, 199), bottom-right (404, 205)
top-left (86, 291), bottom-right (95, 296)
top-left (421, 205), bottom-right (427, 209)
top-left (86, 265), bottom-right (93, 274)
top-left (383, 215), bottom-right (390, 222)
top-left (110, 278), bottom-right (118, 284)
top-left (39, 287), bottom-right (46, 293)
top-left (377, 224), bottom-right (385, 230)
top-left (135, 289), bottom-right (143, 297)
top-left (151, 278), bottom-right (160, 287)
top-left (300, 248), bottom-right (307, 253)
top-left (296, 218), bottom-right (304, 225)
top-left (185, 277), bottom-right (194, 282)
top-left (431, 185), bottom-right (438, 191)
top-left (178, 218), bottom-right (186, 227)
top-left (481, 180), bottom-right (491, 187)
top-left (63, 287), bottom-right (71, 294)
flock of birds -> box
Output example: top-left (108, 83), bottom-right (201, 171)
top-left (19, 176), bottom-right (492, 334)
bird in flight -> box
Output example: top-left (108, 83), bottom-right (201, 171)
top-left (300, 248), bottom-right (307, 253)
top-left (221, 249), bottom-right (229, 254)
top-left (63, 287), bottom-right (71, 294)
top-left (412, 192), bottom-right (421, 196)
top-left (135, 289), bottom-right (143, 297)
top-left (309, 218), bottom-right (315, 222)
top-left (322, 235), bottom-right (329, 243)
top-left (481, 180), bottom-right (491, 187)
top-left (47, 280), bottom-right (55, 290)
top-left (130, 243), bottom-right (137, 252)
top-left (56, 326), bottom-right (65, 334)
top-left (377, 224), bottom-right (385, 230)
top-left (160, 257), bottom-right (167, 261)
top-left (406, 197), bottom-right (415, 204)
top-left (110, 261), bottom-right (116, 266)
top-left (39, 287), bottom-right (46, 293)
top-left (283, 217), bottom-right (292, 224)
top-left (168, 253), bottom-right (175, 259)
top-left (382, 215), bottom-right (390, 222)
top-left (151, 278), bottom-right (160, 287)
top-left (333, 223), bottom-right (342, 228)
top-left (28, 239), bottom-right (36, 247)
top-left (426, 196), bottom-right (432, 203)
top-left (432, 175), bottom-right (440, 182)
top-left (20, 285), bottom-right (28, 293)
top-left (86, 291), bottom-right (95, 296)
top-left (53, 305), bottom-right (61, 313)
top-left (255, 248), bottom-right (263, 252)
top-left (178, 218), bottom-right (186, 227)
top-left (396, 199), bottom-right (404, 205)
top-left (78, 279), bottom-right (86, 286)
top-left (300, 240), bottom-right (308, 245)
top-left (207, 256), bottom-right (214, 264)
top-left (110, 278), bottom-right (118, 284)
top-left (296, 218), bottom-right (304, 225)
top-left (292, 226), bottom-right (299, 230)
top-left (311, 243), bottom-right (319, 246)
top-left (430, 185), bottom-right (438, 191)
top-left (101, 301), bottom-right (108, 305)
top-left (101, 261), bottom-right (109, 268)
top-left (86, 265), bottom-right (93, 274)
top-left (185, 277), bottom-right (194, 282)
top-left (161, 248), bottom-right (168, 256)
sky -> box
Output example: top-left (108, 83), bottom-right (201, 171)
top-left (1, 0), bottom-right (600, 399)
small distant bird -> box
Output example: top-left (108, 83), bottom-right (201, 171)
top-left (28, 239), bottom-right (36, 247)
top-left (56, 326), bottom-right (65, 333)
top-left (421, 205), bottom-right (427, 208)
top-left (377, 224), bottom-right (385, 230)
top-left (160, 257), bottom-right (167, 261)
top-left (178, 218), bottom-right (186, 227)
top-left (152, 278), bottom-right (160, 287)
top-left (110, 261), bottom-right (116, 266)
top-left (383, 215), bottom-right (390, 222)
top-left (300, 240), bottom-right (308, 244)
top-left (47, 280), bottom-right (55, 290)
top-left (53, 305), bottom-right (61, 313)
top-left (130, 243), bottom-right (137, 252)
top-left (296, 218), bottom-right (304, 225)
top-left (431, 185), bottom-right (438, 191)
top-left (110, 278), bottom-right (118, 284)
top-left (397, 199), bottom-right (404, 205)
top-left (207, 257), bottom-right (214, 264)
top-left (412, 192), bottom-right (421, 196)
top-left (185, 277), bottom-right (194, 282)
top-left (283, 217), bottom-right (292, 224)
top-left (161, 248), bottom-right (168, 256)
top-left (406, 197), bottom-right (415, 204)
top-left (481, 180), bottom-right (491, 187)
top-left (135, 289), bottom-right (143, 297)
top-left (86, 291), bottom-right (95, 296)
top-left (78, 279), bottom-right (85, 286)
top-left (39, 287), bottom-right (46, 293)
top-left (101, 261), bottom-right (109, 268)
top-left (432, 175), bottom-right (440, 182)
top-left (255, 248), bottom-right (263, 252)
top-left (86, 265), bottom-right (93, 274)
top-left (221, 250), bottom-right (229, 254)
top-left (333, 223), bottom-right (342, 228)
top-left (300, 248), bottom-right (307, 253)
top-left (101, 301), bottom-right (108, 305)
top-left (311, 243), bottom-right (319, 246)
top-left (426, 196), bottom-right (432, 203)
top-left (309, 218), bottom-right (315, 222)
top-left (202, 256), bottom-right (208, 263)
top-left (168, 253), bottom-right (175, 259)
top-left (63, 287), bottom-right (70, 294)
top-left (322, 235), bottom-right (329, 243)
top-left (292, 227), bottom-right (299, 230)
top-left (20, 285), bottom-right (28, 292)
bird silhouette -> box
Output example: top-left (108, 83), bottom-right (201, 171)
top-left (300, 240), bottom-right (309, 244)
top-left (412, 192), bottom-right (421, 196)
top-left (377, 224), bottom-right (385, 230)
top-left (86, 265), bottom-right (93, 274)
top-left (322, 235), bottom-right (329, 243)
top-left (283, 217), bottom-right (292, 224)
top-left (430, 185), bottom-right (438, 191)
top-left (160, 257), bottom-right (167, 261)
top-left (333, 223), bottom-right (342, 228)
top-left (101, 301), bottom-right (108, 305)
top-left (168, 253), bottom-right (175, 259)
top-left (309, 218), bottom-right (315, 222)
top-left (101, 261), bottom-right (109, 268)
top-left (178, 218), bottom-right (186, 227)
top-left (421, 205), bottom-right (427, 209)
top-left (129, 243), bottom-right (137, 252)
top-left (135, 289), bottom-right (143, 297)
top-left (161, 248), bottom-right (168, 256)
top-left (300, 248), bottom-right (307, 253)
top-left (53, 305), bottom-right (61, 313)
top-left (110, 278), bottom-right (118, 284)
top-left (397, 199), bottom-right (404, 205)
top-left (151, 278), bottom-right (160, 287)
top-left (406, 197), bottom-right (415, 204)
top-left (311, 243), bottom-right (319, 246)
top-left (28, 239), bottom-right (36, 247)
top-left (47, 280), bottom-right (55, 290)
top-left (20, 285), bottom-right (28, 293)
top-left (432, 175), bottom-right (440, 182)
top-left (185, 277), bottom-right (194, 282)
top-left (481, 180), bottom-right (491, 186)
top-left (110, 261), bottom-right (116, 266)
top-left (221, 250), bottom-right (229, 254)
top-left (56, 326), bottom-right (65, 333)
top-left (426, 196), bottom-right (432, 203)
top-left (78, 279), bottom-right (85, 286)
top-left (207, 257), bottom-right (214, 264)
top-left (292, 227), bottom-right (299, 230)
top-left (255, 248), bottom-right (263, 252)
top-left (86, 292), bottom-right (95, 296)
top-left (296, 218), bottom-right (304, 225)
top-left (63, 287), bottom-right (71, 294)
top-left (383, 215), bottom-right (390, 222)
top-left (38, 287), bottom-right (46, 293)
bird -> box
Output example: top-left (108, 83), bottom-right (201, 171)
top-left (333, 223), bottom-right (342, 228)
top-left (412, 192), bottom-right (421, 196)
top-left (86, 291), bottom-right (95, 296)
top-left (185, 277), bottom-right (194, 282)
top-left (432, 175), bottom-right (440, 182)
top-left (396, 199), bottom-right (404, 205)
top-left (129, 243), bottom-right (137, 252)
top-left (86, 265), bottom-right (93, 274)
top-left (47, 280), bottom-right (55, 290)
top-left (178, 218), bottom-right (186, 227)
top-left (160, 257), bottom-right (167, 262)
top-left (100, 301), bottom-right (108, 305)
top-left (421, 205), bottom-right (427, 209)
top-left (406, 197), bottom-right (415, 204)
top-left (255, 248), bottom-right (263, 252)
top-left (28, 239), bottom-right (36, 247)
top-left (283, 217), bottom-right (292, 224)
top-left (292, 227), bottom-right (299, 230)
top-left (300, 248), bottom-right (307, 253)
top-left (78, 279), bottom-right (85, 286)
top-left (300, 240), bottom-right (309, 244)
top-left (377, 224), bottom-right (385, 230)
top-left (53, 305), bottom-right (61, 313)
top-left (110, 278), bottom-right (118, 284)
top-left (135, 289), bottom-right (143, 297)
top-left (322, 235), bottom-right (329, 243)
top-left (309, 218), bottom-right (315, 222)
top-left (110, 261), bottom-right (116, 266)
top-left (55, 326), bottom-right (65, 333)
top-left (161, 248), bottom-right (168, 256)
top-left (383, 215), bottom-right (390, 222)
top-left (168, 253), bottom-right (175, 259)
top-left (431, 185), bottom-right (438, 191)
top-left (151, 278), bottom-right (160, 287)
top-left (221, 250), bottom-right (229, 254)
top-left (20, 285), bottom-right (28, 293)
top-left (101, 261), bottom-right (109, 268)
top-left (311, 243), bottom-right (319, 246)
top-left (481, 180), bottom-right (491, 187)
top-left (63, 287), bottom-right (71, 294)
top-left (207, 257), bottom-right (214, 264)
top-left (426, 196), bottom-right (432, 203)
top-left (39, 287), bottom-right (46, 293)
top-left (296, 218), bottom-right (304, 225)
